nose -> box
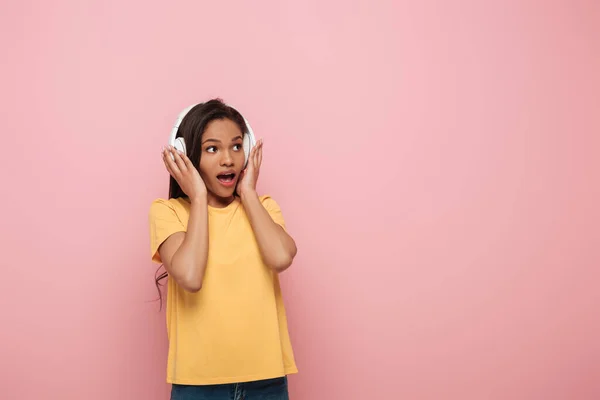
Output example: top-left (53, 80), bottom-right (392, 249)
top-left (220, 149), bottom-right (234, 167)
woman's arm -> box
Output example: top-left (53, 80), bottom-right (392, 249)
top-left (158, 146), bottom-right (209, 292)
top-left (241, 190), bottom-right (297, 272)
top-left (158, 197), bottom-right (209, 292)
top-left (237, 139), bottom-right (297, 272)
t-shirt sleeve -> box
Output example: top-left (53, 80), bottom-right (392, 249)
top-left (260, 195), bottom-right (286, 230)
top-left (148, 199), bottom-right (186, 263)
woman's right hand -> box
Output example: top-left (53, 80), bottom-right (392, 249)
top-left (162, 145), bottom-right (207, 201)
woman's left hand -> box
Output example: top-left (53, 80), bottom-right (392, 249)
top-left (237, 138), bottom-right (263, 197)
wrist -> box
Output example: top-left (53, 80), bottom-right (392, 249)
top-left (189, 193), bottom-right (207, 205)
top-left (239, 189), bottom-right (258, 202)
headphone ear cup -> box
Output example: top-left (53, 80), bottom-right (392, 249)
top-left (171, 137), bottom-right (186, 160)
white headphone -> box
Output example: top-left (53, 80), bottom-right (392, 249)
top-left (169, 103), bottom-right (257, 167)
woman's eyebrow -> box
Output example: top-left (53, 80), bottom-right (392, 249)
top-left (202, 136), bottom-right (243, 144)
top-left (202, 138), bottom-right (221, 144)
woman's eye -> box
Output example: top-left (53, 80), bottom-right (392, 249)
top-left (233, 144), bottom-right (242, 151)
top-left (206, 146), bottom-right (216, 153)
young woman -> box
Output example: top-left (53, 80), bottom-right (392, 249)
top-left (149, 99), bottom-right (298, 400)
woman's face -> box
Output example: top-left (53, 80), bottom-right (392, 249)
top-left (198, 118), bottom-right (245, 202)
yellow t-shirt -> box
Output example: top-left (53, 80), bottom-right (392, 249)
top-left (148, 195), bottom-right (298, 385)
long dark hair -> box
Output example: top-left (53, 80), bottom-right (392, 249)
top-left (155, 98), bottom-right (248, 309)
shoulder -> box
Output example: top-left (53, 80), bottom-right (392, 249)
top-left (258, 194), bottom-right (286, 227)
top-left (149, 197), bottom-right (189, 221)
top-left (149, 197), bottom-right (178, 213)
top-left (148, 198), bottom-right (188, 262)
top-left (259, 194), bottom-right (282, 210)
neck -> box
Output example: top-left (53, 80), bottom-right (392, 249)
top-left (207, 192), bottom-right (236, 208)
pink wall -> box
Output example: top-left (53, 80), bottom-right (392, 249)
top-left (1, 1), bottom-right (599, 399)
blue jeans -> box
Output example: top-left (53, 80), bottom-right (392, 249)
top-left (170, 376), bottom-right (289, 400)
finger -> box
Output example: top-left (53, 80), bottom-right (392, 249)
top-left (171, 147), bottom-right (187, 171)
top-left (246, 150), bottom-right (255, 172)
top-left (162, 149), bottom-right (176, 177)
top-left (249, 142), bottom-right (256, 168)
top-left (257, 140), bottom-right (263, 168)
top-left (246, 158), bottom-right (254, 174)
top-left (249, 141), bottom-right (258, 160)
top-left (254, 140), bottom-right (262, 168)
top-left (164, 147), bottom-right (182, 176)
top-left (181, 151), bottom-right (195, 170)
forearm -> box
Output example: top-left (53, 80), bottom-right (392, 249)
top-left (171, 196), bottom-right (209, 290)
top-left (241, 191), bottom-right (297, 272)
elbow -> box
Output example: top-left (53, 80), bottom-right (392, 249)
top-left (271, 241), bottom-right (297, 272)
top-left (263, 230), bottom-right (297, 272)
top-left (169, 255), bottom-right (206, 293)
top-left (179, 272), bottom-right (204, 293)
top-left (266, 253), bottom-right (294, 273)
top-left (183, 280), bottom-right (203, 293)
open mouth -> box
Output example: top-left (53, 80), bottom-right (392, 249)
top-left (217, 172), bottom-right (236, 186)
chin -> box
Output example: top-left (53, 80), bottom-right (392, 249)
top-left (211, 185), bottom-right (236, 199)
top-left (220, 189), bottom-right (236, 198)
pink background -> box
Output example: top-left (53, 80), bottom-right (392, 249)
top-left (1, 0), bottom-right (599, 399)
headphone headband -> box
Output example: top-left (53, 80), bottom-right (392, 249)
top-left (168, 104), bottom-right (196, 147)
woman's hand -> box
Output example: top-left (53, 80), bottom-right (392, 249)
top-left (237, 139), bottom-right (263, 197)
top-left (162, 145), bottom-right (207, 201)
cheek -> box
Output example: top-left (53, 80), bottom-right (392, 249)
top-left (198, 170), bottom-right (209, 183)
top-left (198, 159), bottom-right (211, 179)
top-left (235, 150), bottom-right (246, 163)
